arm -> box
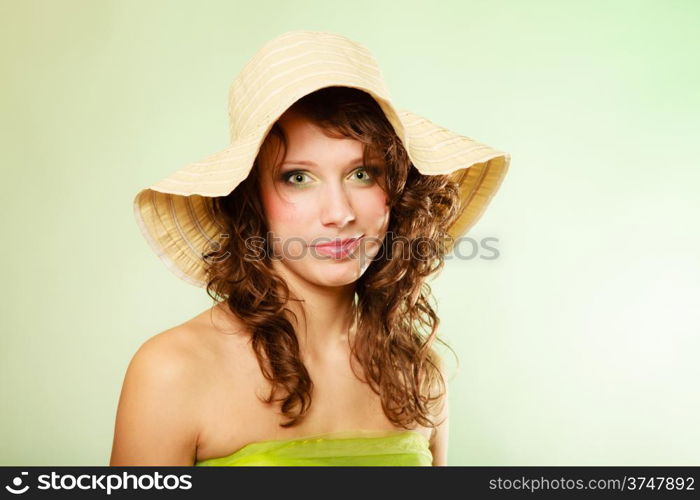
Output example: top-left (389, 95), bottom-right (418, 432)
top-left (109, 333), bottom-right (200, 466)
top-left (429, 361), bottom-right (449, 466)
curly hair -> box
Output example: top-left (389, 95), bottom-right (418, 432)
top-left (202, 86), bottom-right (462, 430)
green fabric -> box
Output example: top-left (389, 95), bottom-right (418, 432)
top-left (195, 429), bottom-right (432, 466)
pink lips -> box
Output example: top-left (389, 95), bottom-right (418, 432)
top-left (311, 235), bottom-right (364, 259)
top-left (312, 236), bottom-right (362, 248)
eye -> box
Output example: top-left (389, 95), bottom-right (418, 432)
top-left (352, 167), bottom-right (377, 183)
top-left (281, 167), bottom-right (381, 187)
top-left (353, 168), bottom-right (370, 180)
top-left (283, 171), bottom-right (313, 185)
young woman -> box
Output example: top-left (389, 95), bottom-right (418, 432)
top-left (112, 31), bottom-right (510, 466)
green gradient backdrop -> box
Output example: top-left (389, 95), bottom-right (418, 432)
top-left (1, 0), bottom-right (698, 465)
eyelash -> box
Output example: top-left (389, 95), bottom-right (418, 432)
top-left (281, 167), bottom-right (380, 186)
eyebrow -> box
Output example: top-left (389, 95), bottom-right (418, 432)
top-left (281, 156), bottom-right (382, 167)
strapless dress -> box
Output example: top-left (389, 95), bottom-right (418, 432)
top-left (195, 429), bottom-right (432, 466)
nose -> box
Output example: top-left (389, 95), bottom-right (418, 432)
top-left (319, 180), bottom-right (356, 228)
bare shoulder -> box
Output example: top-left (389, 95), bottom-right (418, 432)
top-left (428, 351), bottom-right (450, 466)
top-left (145, 303), bottom-right (251, 364)
top-left (109, 316), bottom-right (217, 465)
top-left (135, 326), bottom-right (204, 381)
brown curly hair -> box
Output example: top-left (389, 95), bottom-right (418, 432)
top-left (202, 86), bottom-right (461, 430)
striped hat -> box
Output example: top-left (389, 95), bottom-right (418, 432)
top-left (133, 30), bottom-right (511, 288)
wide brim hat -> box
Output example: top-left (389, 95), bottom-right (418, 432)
top-left (134, 30), bottom-right (511, 288)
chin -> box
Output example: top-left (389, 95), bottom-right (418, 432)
top-left (310, 262), bottom-right (364, 286)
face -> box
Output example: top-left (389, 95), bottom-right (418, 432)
top-left (257, 109), bottom-right (390, 289)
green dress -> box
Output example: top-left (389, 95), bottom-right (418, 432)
top-left (195, 429), bottom-right (433, 466)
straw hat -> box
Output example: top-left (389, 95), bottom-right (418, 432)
top-left (133, 30), bottom-right (511, 288)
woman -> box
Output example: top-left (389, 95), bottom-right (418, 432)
top-left (111, 31), bottom-right (510, 466)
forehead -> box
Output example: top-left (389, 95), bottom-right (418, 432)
top-left (277, 110), bottom-right (384, 164)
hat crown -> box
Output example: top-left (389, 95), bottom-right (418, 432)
top-left (226, 30), bottom-right (393, 141)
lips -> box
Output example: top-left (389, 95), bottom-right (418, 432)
top-left (311, 235), bottom-right (364, 249)
top-left (311, 235), bottom-right (364, 260)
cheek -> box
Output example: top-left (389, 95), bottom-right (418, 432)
top-left (356, 190), bottom-right (390, 264)
top-left (260, 183), bottom-right (303, 230)
top-left (263, 196), bottom-right (295, 228)
top-left (359, 188), bottom-right (390, 232)
top-left (260, 187), bottom-right (311, 259)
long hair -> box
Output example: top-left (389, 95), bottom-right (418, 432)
top-left (203, 86), bottom-right (461, 429)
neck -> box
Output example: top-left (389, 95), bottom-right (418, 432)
top-left (273, 264), bottom-right (358, 359)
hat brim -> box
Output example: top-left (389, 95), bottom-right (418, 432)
top-left (134, 106), bottom-right (510, 287)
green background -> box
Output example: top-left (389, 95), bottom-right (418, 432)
top-left (1, 0), bottom-right (698, 465)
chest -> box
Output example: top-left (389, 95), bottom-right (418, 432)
top-left (194, 349), bottom-right (424, 462)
